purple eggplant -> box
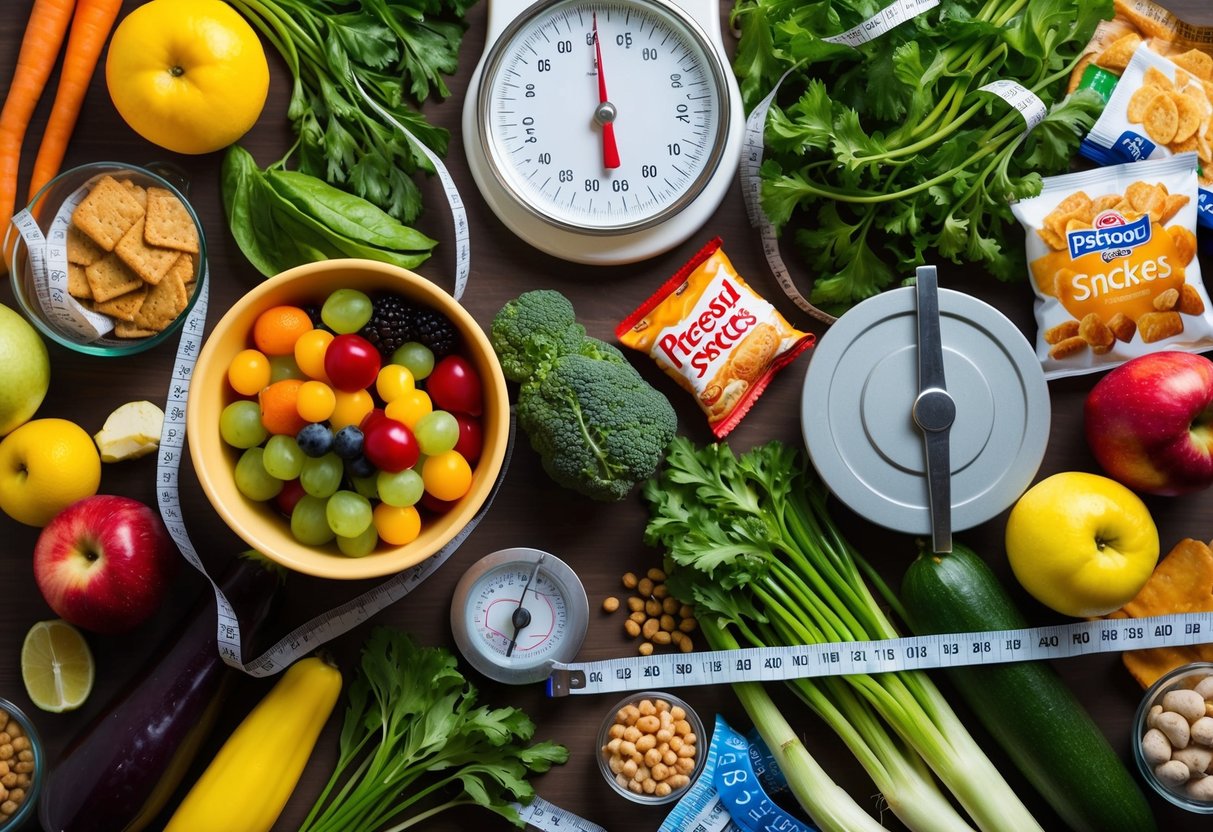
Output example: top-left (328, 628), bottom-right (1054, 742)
top-left (39, 553), bottom-right (283, 832)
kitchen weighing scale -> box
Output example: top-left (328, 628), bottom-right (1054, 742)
top-left (451, 548), bottom-right (589, 684)
top-left (801, 271), bottom-right (1051, 538)
top-left (463, 0), bottom-right (744, 263)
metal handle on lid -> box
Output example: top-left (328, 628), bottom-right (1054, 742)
top-left (912, 265), bottom-right (954, 554)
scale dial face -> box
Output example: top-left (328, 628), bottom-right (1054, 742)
top-left (478, 0), bottom-right (730, 234)
top-left (451, 548), bottom-right (589, 684)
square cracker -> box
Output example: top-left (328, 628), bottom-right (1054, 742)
top-left (66, 224), bottom-right (105, 266)
top-left (144, 187), bottom-right (199, 254)
top-left (93, 285), bottom-right (148, 322)
top-left (85, 253), bottom-right (144, 303)
top-left (164, 254), bottom-right (196, 295)
top-left (72, 175), bottom-right (145, 251)
top-left (67, 264), bottom-right (92, 300)
top-left (114, 320), bottom-right (158, 339)
top-left (115, 217), bottom-right (181, 285)
top-left (133, 271), bottom-right (187, 332)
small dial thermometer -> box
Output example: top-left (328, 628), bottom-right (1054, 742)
top-left (450, 548), bottom-right (589, 684)
top-left (463, 0), bottom-right (744, 263)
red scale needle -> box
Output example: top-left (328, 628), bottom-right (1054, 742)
top-left (592, 13), bottom-right (621, 170)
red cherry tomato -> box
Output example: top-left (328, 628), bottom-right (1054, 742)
top-left (274, 478), bottom-right (306, 516)
top-left (454, 415), bottom-right (483, 465)
top-left (420, 492), bottom-right (457, 514)
top-left (363, 417), bottom-right (420, 473)
top-left (360, 407), bottom-right (388, 432)
top-left (427, 355), bottom-right (482, 416)
top-left (324, 334), bottom-right (381, 392)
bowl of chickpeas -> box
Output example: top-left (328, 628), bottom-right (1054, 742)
top-left (0, 700), bottom-right (41, 830)
top-left (597, 691), bottom-right (705, 804)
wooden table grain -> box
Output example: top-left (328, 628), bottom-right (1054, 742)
top-left (2, 1), bottom-right (1213, 830)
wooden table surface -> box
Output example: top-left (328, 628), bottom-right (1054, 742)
top-left (3, 1), bottom-right (1213, 830)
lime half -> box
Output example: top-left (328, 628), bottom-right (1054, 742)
top-left (21, 620), bottom-right (94, 713)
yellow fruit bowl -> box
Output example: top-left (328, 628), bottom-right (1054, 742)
top-left (187, 259), bottom-right (509, 580)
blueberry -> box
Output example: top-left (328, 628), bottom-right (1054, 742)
top-left (333, 425), bottom-right (364, 460)
top-left (297, 423), bottom-right (333, 457)
top-left (347, 454), bottom-right (376, 478)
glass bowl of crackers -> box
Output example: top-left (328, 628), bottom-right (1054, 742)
top-left (5, 161), bottom-right (205, 356)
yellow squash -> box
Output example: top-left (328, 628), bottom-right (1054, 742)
top-left (164, 656), bottom-right (342, 832)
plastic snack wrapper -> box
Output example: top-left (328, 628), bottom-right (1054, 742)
top-left (1070, 0), bottom-right (1213, 229)
top-left (617, 239), bottom-right (814, 438)
top-left (1011, 153), bottom-right (1213, 380)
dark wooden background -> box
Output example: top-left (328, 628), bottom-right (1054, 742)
top-left (2, 0), bottom-right (1213, 830)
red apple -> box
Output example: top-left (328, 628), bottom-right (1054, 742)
top-left (1084, 351), bottom-right (1213, 496)
top-left (33, 495), bottom-right (177, 634)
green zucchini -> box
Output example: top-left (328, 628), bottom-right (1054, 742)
top-left (900, 542), bottom-right (1156, 832)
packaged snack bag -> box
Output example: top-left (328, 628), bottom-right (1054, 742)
top-left (1011, 153), bottom-right (1212, 380)
top-left (617, 239), bottom-right (814, 438)
top-left (1070, 0), bottom-right (1213, 228)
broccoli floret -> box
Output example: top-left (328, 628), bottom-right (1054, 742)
top-left (516, 354), bottom-right (677, 502)
top-left (490, 290), bottom-right (587, 383)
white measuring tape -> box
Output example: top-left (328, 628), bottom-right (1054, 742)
top-left (513, 796), bottom-right (607, 832)
top-left (548, 612), bottom-right (1213, 696)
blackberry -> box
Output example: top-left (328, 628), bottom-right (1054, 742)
top-left (360, 293), bottom-right (459, 359)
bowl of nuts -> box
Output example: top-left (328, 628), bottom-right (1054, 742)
top-left (0, 699), bottom-right (41, 830)
top-left (1135, 661), bottom-right (1213, 812)
top-left (597, 691), bottom-right (705, 804)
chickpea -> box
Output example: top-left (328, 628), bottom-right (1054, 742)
top-left (652, 631), bottom-right (672, 645)
top-left (619, 740), bottom-right (637, 757)
top-left (668, 735), bottom-right (683, 752)
top-left (636, 734), bottom-right (656, 753)
top-left (653, 584), bottom-right (669, 599)
top-left (609, 724), bottom-right (625, 739)
top-left (636, 715), bottom-right (660, 733)
top-left (624, 705), bottom-right (641, 724)
top-left (8, 789), bottom-right (24, 805)
top-left (679, 617), bottom-right (698, 633)
top-left (1, 800), bottom-right (16, 816)
top-left (644, 748), bottom-right (662, 767)
top-left (622, 572), bottom-right (639, 589)
top-left (609, 755), bottom-right (625, 775)
top-left (627, 597), bottom-right (645, 613)
top-left (660, 597), bottom-right (678, 615)
top-left (656, 728), bottom-right (673, 744)
top-left (627, 779), bottom-right (644, 794)
top-left (642, 777), bottom-right (657, 794)
top-left (679, 635), bottom-right (694, 653)
top-left (638, 578), bottom-right (655, 597)
top-left (0, 745), bottom-right (12, 761)
top-left (638, 642), bottom-right (655, 656)
top-left (647, 567), bottom-right (667, 582)
top-left (642, 619), bottom-right (660, 640)
top-left (624, 619), bottom-right (641, 638)
top-left (15, 751), bottom-right (29, 763)
top-left (678, 743), bottom-right (698, 758)
top-left (679, 604), bottom-right (695, 619)
top-left (606, 737), bottom-right (622, 755)
top-left (664, 749), bottom-right (679, 766)
top-left (670, 631), bottom-right (685, 646)
top-left (622, 759), bottom-right (639, 779)
top-left (644, 599), bottom-right (662, 617)
top-left (11, 763), bottom-right (30, 776)
top-left (602, 596), bottom-right (620, 613)
top-left (623, 725), bottom-right (641, 742)
top-left (638, 699), bottom-right (657, 716)
top-left (1, 774), bottom-right (15, 788)
top-left (652, 763), bottom-right (670, 781)
top-left (676, 756), bottom-right (696, 774)
top-left (668, 774), bottom-right (690, 789)
top-left (655, 781), bottom-right (673, 797)
top-left (635, 765), bottom-right (651, 782)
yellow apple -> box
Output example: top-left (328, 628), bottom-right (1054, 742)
top-left (0, 419), bottom-right (102, 527)
top-left (1005, 471), bottom-right (1159, 617)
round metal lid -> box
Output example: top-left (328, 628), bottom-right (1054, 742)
top-left (801, 286), bottom-right (1050, 535)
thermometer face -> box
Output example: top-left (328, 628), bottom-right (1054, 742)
top-left (466, 564), bottom-right (571, 662)
top-left (478, 0), bottom-right (729, 234)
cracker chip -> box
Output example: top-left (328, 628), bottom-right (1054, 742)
top-left (1138, 311), bottom-right (1184, 343)
top-left (1159, 192), bottom-right (1190, 223)
top-left (133, 272), bottom-right (187, 332)
top-left (1143, 94), bottom-right (1179, 143)
top-left (1054, 191), bottom-right (1093, 218)
top-left (1095, 32), bottom-right (1143, 71)
top-left (1153, 288), bottom-right (1179, 311)
top-left (66, 264), bottom-right (91, 299)
top-left (1108, 312), bottom-right (1136, 342)
top-left (1143, 66), bottom-right (1174, 91)
top-left (84, 253), bottom-right (144, 303)
top-left (1036, 224), bottom-right (1066, 251)
top-left (1091, 193), bottom-right (1123, 213)
top-left (1126, 180), bottom-right (1165, 219)
top-left (93, 285), bottom-right (149, 322)
top-left (72, 176), bottom-right (145, 251)
top-left (1079, 312), bottom-right (1114, 352)
top-left (1170, 91), bottom-right (1204, 144)
top-left (1043, 320), bottom-right (1080, 345)
top-left (1048, 335), bottom-right (1088, 360)
top-left (1169, 224), bottom-right (1198, 265)
top-left (1179, 284), bottom-right (1206, 316)
top-left (144, 187), bottom-right (199, 254)
top-left (1177, 50), bottom-right (1213, 81)
top-left (115, 217), bottom-right (180, 285)
top-left (66, 224), bottom-right (105, 266)
top-left (114, 321), bottom-right (159, 339)
top-left (1127, 84), bottom-right (1164, 122)
top-left (122, 180), bottom-right (148, 209)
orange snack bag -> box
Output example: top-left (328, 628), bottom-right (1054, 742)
top-left (616, 239), bottom-right (814, 437)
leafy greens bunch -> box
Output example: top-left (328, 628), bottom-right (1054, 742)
top-left (734, 0), bottom-right (1111, 312)
top-left (643, 438), bottom-right (1046, 832)
top-left (226, 0), bottom-right (474, 224)
top-left (299, 628), bottom-right (568, 832)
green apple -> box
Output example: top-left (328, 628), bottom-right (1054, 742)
top-left (0, 304), bottom-right (50, 436)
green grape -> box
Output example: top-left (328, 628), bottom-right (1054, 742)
top-left (414, 410), bottom-right (459, 455)
top-left (349, 473), bottom-right (379, 500)
top-left (235, 447), bottom-right (283, 501)
top-left (300, 453), bottom-right (343, 498)
top-left (291, 495), bottom-right (336, 545)
top-left (220, 400), bottom-right (268, 449)
top-left (337, 524), bottom-right (379, 557)
top-left (321, 289), bottom-right (373, 334)
top-left (269, 354), bottom-right (304, 382)
top-left (377, 468), bottom-right (424, 507)
top-left (326, 490), bottom-right (373, 537)
top-left (263, 434), bottom-right (305, 480)
top-left (391, 342), bottom-right (434, 380)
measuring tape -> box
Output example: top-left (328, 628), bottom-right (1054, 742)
top-left (512, 796), bottom-right (607, 832)
top-left (548, 612), bottom-right (1213, 696)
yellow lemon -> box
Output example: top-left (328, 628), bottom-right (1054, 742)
top-left (105, 0), bottom-right (269, 154)
top-left (21, 620), bottom-right (95, 713)
top-left (1005, 471), bottom-right (1159, 617)
top-left (0, 418), bottom-right (102, 527)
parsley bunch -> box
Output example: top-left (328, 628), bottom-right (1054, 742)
top-left (299, 628), bottom-right (568, 832)
top-left (734, 0), bottom-right (1111, 313)
top-left (227, 0), bottom-right (476, 224)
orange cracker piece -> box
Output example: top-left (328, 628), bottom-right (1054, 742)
top-left (1169, 225), bottom-right (1198, 266)
top-left (66, 264), bottom-right (91, 299)
top-left (1094, 32), bottom-right (1142, 71)
top-left (84, 253), bottom-right (144, 303)
top-left (1107, 538), bottom-right (1213, 689)
top-left (1143, 66), bottom-right (1175, 91)
top-left (1173, 50), bottom-right (1213, 82)
top-left (1143, 94), bottom-right (1179, 144)
top-left (66, 224), bottom-right (105, 266)
top-left (144, 187), bottom-right (200, 254)
top-left (72, 175), bottom-right (145, 251)
top-left (1127, 84), bottom-right (1164, 123)
top-left (1091, 193), bottom-right (1123, 213)
top-left (115, 217), bottom-right (181, 286)
top-left (1036, 224), bottom-right (1066, 251)
top-left (133, 271), bottom-right (188, 332)
top-left (1170, 91), bottom-right (1204, 144)
top-left (93, 285), bottom-right (148, 322)
top-left (1054, 190), bottom-right (1093, 218)
top-left (1159, 192), bottom-right (1190, 224)
top-left (114, 321), bottom-right (158, 339)
top-left (1126, 181), bottom-right (1165, 219)
top-left (121, 179), bottom-right (148, 209)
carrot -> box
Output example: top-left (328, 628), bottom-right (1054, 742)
top-left (0, 0), bottom-right (76, 253)
top-left (27, 0), bottom-right (124, 201)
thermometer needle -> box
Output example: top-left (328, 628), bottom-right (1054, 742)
top-left (592, 13), bottom-right (621, 169)
top-left (506, 553), bottom-right (545, 658)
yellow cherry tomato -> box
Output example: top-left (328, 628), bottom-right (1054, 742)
top-left (330, 389), bottom-right (374, 431)
top-left (296, 380), bottom-right (337, 423)
top-left (375, 364), bottom-right (415, 403)
top-left (373, 503), bottom-right (421, 545)
top-left (227, 348), bottom-right (271, 396)
top-left (422, 451), bottom-right (472, 502)
top-left (384, 389), bottom-right (432, 429)
top-left (294, 329), bottom-right (334, 381)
